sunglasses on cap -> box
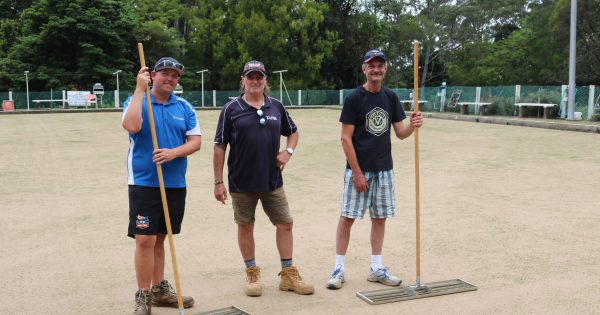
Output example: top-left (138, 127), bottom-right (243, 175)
top-left (155, 59), bottom-right (185, 73)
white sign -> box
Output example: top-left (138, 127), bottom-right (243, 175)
top-left (67, 91), bottom-right (90, 106)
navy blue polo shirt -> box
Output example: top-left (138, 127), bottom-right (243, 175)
top-left (214, 95), bottom-right (297, 193)
top-left (340, 85), bottom-right (406, 172)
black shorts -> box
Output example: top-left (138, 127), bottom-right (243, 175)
top-left (127, 185), bottom-right (186, 238)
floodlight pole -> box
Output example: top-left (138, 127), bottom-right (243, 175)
top-left (273, 70), bottom-right (288, 103)
top-left (24, 71), bottom-right (30, 111)
top-left (197, 69), bottom-right (209, 107)
top-left (566, 0), bottom-right (577, 120)
top-left (113, 70), bottom-right (122, 108)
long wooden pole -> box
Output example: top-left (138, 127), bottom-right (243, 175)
top-left (137, 43), bottom-right (185, 314)
top-left (412, 40), bottom-right (422, 288)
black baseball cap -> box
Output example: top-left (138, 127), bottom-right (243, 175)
top-left (154, 57), bottom-right (185, 76)
top-left (242, 60), bottom-right (267, 76)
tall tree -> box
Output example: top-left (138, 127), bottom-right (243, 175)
top-left (186, 0), bottom-right (337, 90)
top-left (0, 0), bottom-right (139, 90)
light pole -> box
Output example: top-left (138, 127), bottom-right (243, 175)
top-left (24, 71), bottom-right (30, 111)
top-left (272, 70), bottom-right (288, 103)
top-left (196, 69), bottom-right (208, 107)
top-left (113, 70), bottom-right (122, 108)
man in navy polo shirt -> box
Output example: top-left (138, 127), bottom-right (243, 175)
top-left (326, 49), bottom-right (424, 290)
top-left (213, 60), bottom-right (314, 297)
top-left (122, 57), bottom-right (200, 314)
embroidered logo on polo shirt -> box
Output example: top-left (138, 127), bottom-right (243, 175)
top-left (365, 107), bottom-right (388, 136)
top-left (172, 115), bottom-right (184, 121)
top-left (266, 115), bottom-right (278, 121)
top-left (136, 214), bottom-right (150, 229)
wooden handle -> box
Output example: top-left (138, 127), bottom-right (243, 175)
top-left (137, 43), bottom-right (185, 312)
top-left (412, 40), bottom-right (421, 282)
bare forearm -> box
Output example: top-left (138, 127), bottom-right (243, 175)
top-left (285, 131), bottom-right (299, 150)
top-left (172, 135), bottom-right (201, 158)
top-left (213, 144), bottom-right (226, 181)
top-left (341, 137), bottom-right (362, 175)
top-left (396, 124), bottom-right (415, 139)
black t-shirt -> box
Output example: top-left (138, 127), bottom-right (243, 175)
top-left (214, 95), bottom-right (297, 192)
top-left (339, 86), bottom-right (406, 172)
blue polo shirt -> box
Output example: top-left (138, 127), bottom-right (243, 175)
top-left (123, 92), bottom-right (201, 188)
top-left (214, 95), bottom-right (297, 193)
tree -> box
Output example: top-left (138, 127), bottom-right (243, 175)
top-left (186, 0), bottom-right (337, 90)
top-left (0, 0), bottom-right (139, 91)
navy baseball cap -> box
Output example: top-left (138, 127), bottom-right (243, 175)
top-left (154, 57), bottom-right (184, 76)
top-left (242, 60), bottom-right (267, 76)
top-left (363, 49), bottom-right (387, 63)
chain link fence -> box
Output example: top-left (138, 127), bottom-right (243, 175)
top-left (2, 85), bottom-right (599, 120)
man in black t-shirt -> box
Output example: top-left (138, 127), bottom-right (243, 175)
top-left (326, 50), bottom-right (424, 290)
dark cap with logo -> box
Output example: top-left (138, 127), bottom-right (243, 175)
top-left (154, 57), bottom-right (185, 76)
top-left (242, 60), bottom-right (267, 76)
top-left (363, 50), bottom-right (387, 63)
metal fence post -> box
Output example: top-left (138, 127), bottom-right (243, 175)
top-left (114, 90), bottom-right (119, 108)
top-left (8, 91), bottom-right (12, 101)
top-left (62, 90), bottom-right (66, 109)
top-left (475, 86), bottom-right (481, 114)
top-left (339, 89), bottom-right (343, 105)
top-left (298, 90), bottom-right (302, 106)
top-left (588, 85), bottom-right (595, 120)
top-left (213, 90), bottom-right (216, 107)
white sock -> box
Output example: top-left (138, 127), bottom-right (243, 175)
top-left (371, 255), bottom-right (383, 270)
top-left (335, 254), bottom-right (345, 270)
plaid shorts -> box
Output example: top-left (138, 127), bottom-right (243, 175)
top-left (341, 169), bottom-right (396, 219)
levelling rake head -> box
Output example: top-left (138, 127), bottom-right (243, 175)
top-left (194, 306), bottom-right (252, 315)
top-left (356, 279), bottom-right (477, 305)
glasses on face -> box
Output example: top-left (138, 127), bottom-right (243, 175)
top-left (156, 60), bottom-right (185, 71)
top-left (256, 109), bottom-right (266, 126)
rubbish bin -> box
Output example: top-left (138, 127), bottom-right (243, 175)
top-left (2, 100), bottom-right (15, 111)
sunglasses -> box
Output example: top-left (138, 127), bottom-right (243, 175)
top-left (155, 60), bottom-right (185, 71)
top-left (256, 109), bottom-right (266, 126)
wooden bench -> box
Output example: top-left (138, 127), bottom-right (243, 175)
top-left (399, 100), bottom-right (427, 111)
top-left (457, 102), bottom-right (492, 115)
top-left (515, 103), bottom-right (556, 119)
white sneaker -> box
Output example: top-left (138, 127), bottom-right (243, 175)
top-left (367, 267), bottom-right (402, 286)
top-left (326, 264), bottom-right (345, 289)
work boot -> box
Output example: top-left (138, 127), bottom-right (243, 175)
top-left (367, 267), bottom-right (402, 286)
top-left (133, 289), bottom-right (152, 315)
top-left (151, 280), bottom-right (195, 308)
top-left (278, 265), bottom-right (314, 295)
top-left (245, 266), bottom-right (262, 296)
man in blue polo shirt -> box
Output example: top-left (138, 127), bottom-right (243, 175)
top-left (122, 57), bottom-right (201, 315)
top-left (213, 60), bottom-right (314, 297)
top-left (326, 49), bottom-right (424, 290)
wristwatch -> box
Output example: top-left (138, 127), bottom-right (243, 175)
top-left (286, 147), bottom-right (294, 155)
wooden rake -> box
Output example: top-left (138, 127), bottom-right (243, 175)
top-left (356, 41), bottom-right (477, 305)
top-left (137, 43), bottom-right (250, 315)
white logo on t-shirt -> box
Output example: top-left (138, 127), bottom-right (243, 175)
top-left (365, 107), bottom-right (388, 136)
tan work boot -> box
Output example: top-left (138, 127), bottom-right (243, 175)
top-left (278, 265), bottom-right (314, 295)
top-left (151, 280), bottom-right (195, 308)
top-left (245, 266), bottom-right (262, 296)
top-left (133, 289), bottom-right (152, 315)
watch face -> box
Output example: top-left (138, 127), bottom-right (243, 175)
top-left (286, 148), bottom-right (294, 154)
